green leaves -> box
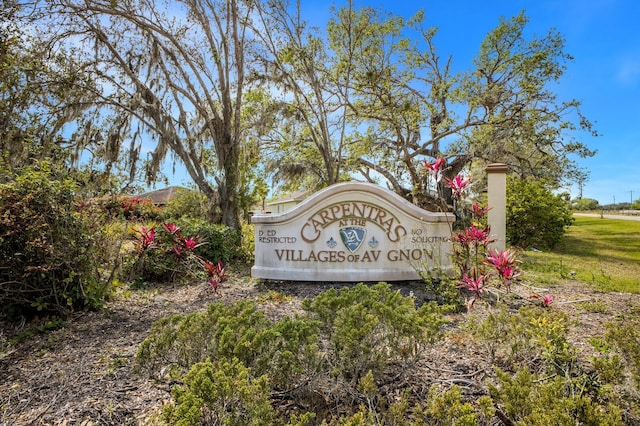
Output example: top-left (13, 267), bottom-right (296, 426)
top-left (488, 367), bottom-right (623, 425)
top-left (506, 176), bottom-right (574, 249)
top-left (137, 283), bottom-right (450, 423)
top-left (303, 282), bottom-right (446, 381)
top-left (163, 357), bottom-right (277, 426)
top-left (136, 300), bottom-right (321, 389)
top-left (0, 162), bottom-right (115, 318)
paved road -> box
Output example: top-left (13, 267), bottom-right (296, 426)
top-left (574, 213), bottom-right (640, 221)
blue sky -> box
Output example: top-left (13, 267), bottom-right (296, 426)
top-left (160, 0), bottom-right (639, 205)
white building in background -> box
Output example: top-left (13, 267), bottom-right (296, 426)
top-left (265, 190), bottom-right (309, 214)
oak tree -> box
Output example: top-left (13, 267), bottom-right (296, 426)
top-left (45, 0), bottom-right (259, 228)
top-left (340, 9), bottom-right (596, 207)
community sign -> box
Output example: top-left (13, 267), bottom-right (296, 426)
top-left (251, 182), bottom-right (454, 282)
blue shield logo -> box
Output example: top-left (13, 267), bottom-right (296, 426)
top-left (339, 227), bottom-right (366, 253)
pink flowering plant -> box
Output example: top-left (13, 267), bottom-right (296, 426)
top-left (423, 157), bottom-right (446, 182)
top-left (125, 222), bottom-right (225, 291)
top-left (419, 161), bottom-right (542, 311)
top-left (445, 174), bottom-right (471, 199)
top-left (203, 260), bottom-right (227, 292)
top-left (485, 247), bottom-right (521, 290)
top-left (530, 293), bottom-right (554, 308)
top-left (132, 225), bottom-right (157, 251)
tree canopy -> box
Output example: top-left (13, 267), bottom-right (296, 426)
top-left (3, 0), bottom-right (596, 223)
top-left (301, 5), bottom-right (595, 206)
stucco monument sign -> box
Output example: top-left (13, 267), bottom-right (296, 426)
top-left (251, 182), bottom-right (454, 282)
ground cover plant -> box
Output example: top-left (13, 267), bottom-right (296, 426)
top-left (133, 283), bottom-right (637, 425)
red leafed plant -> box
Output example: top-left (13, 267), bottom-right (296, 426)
top-left (126, 222), bottom-right (228, 290)
top-left (132, 225), bottom-right (157, 251)
top-left (485, 248), bottom-right (521, 290)
top-left (203, 260), bottom-right (227, 292)
top-left (428, 172), bottom-right (549, 311)
top-left (530, 293), bottom-right (553, 307)
top-left (423, 157), bottom-right (446, 182)
top-left (445, 174), bottom-right (471, 199)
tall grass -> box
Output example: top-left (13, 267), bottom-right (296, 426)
top-left (520, 216), bottom-right (640, 293)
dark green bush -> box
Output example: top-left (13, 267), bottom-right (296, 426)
top-left (136, 300), bottom-right (320, 390)
top-left (0, 163), bottom-right (114, 318)
top-left (178, 219), bottom-right (242, 263)
top-left (120, 218), bottom-right (242, 286)
top-left (121, 240), bottom-right (193, 286)
top-left (120, 223), bottom-right (205, 286)
top-left (302, 282), bottom-right (446, 382)
top-left (163, 357), bottom-right (277, 426)
top-left (506, 176), bottom-right (574, 249)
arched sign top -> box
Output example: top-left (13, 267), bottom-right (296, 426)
top-left (252, 181), bottom-right (451, 225)
top-left (252, 182), bottom-right (454, 282)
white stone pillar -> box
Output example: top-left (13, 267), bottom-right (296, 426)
top-left (486, 163), bottom-right (508, 251)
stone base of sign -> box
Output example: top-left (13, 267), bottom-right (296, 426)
top-left (251, 266), bottom-right (427, 282)
top-left (251, 182), bottom-right (454, 282)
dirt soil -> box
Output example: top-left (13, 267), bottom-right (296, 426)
top-left (1, 267), bottom-right (639, 425)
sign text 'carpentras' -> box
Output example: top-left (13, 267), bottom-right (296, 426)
top-left (301, 201), bottom-right (405, 243)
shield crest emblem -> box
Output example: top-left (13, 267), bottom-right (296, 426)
top-left (339, 227), bottom-right (366, 253)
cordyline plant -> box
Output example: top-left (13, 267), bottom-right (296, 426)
top-left (203, 260), bottom-right (227, 292)
top-left (129, 222), bottom-right (227, 292)
top-left (130, 225), bottom-right (157, 278)
top-left (421, 159), bottom-right (542, 311)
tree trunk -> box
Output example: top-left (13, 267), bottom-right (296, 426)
top-left (219, 158), bottom-right (240, 230)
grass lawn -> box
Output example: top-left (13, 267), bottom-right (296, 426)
top-left (521, 215), bottom-right (640, 293)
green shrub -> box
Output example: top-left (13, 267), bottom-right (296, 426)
top-left (0, 163), bottom-right (114, 318)
top-left (589, 337), bottom-right (625, 386)
top-left (604, 313), bottom-right (640, 391)
top-left (572, 197), bottom-right (600, 211)
top-left (240, 222), bottom-right (255, 262)
top-left (468, 304), bottom-right (575, 374)
top-left (506, 176), bottom-right (574, 249)
top-left (487, 366), bottom-right (623, 425)
top-left (590, 325), bottom-right (640, 422)
top-left (420, 272), bottom-right (464, 311)
top-left (178, 219), bottom-right (242, 263)
top-left (161, 187), bottom-right (208, 221)
top-left (137, 284), bottom-right (449, 423)
top-left (136, 300), bottom-right (320, 390)
top-left (163, 357), bottom-right (277, 426)
top-left (417, 385), bottom-right (478, 425)
top-left (321, 385), bottom-right (478, 426)
top-left (119, 223), bottom-right (202, 286)
top-left (302, 282), bottom-right (446, 382)
top-left (120, 218), bottom-right (242, 286)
